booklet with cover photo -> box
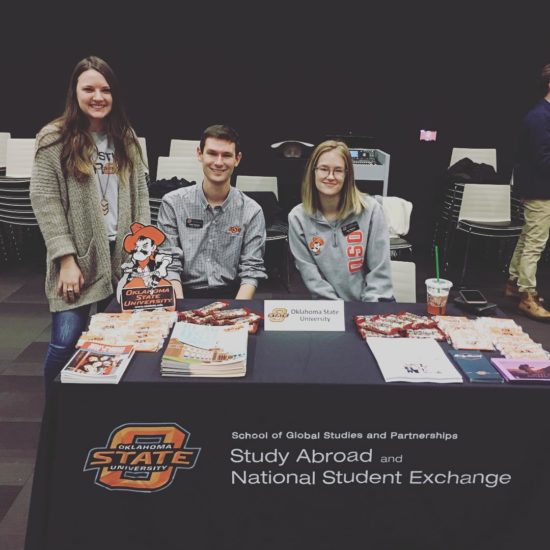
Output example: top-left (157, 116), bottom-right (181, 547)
top-left (161, 322), bottom-right (248, 377)
top-left (490, 358), bottom-right (550, 383)
top-left (448, 351), bottom-right (503, 383)
top-left (61, 341), bottom-right (135, 384)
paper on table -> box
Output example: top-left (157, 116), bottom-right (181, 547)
top-left (367, 337), bottom-right (463, 383)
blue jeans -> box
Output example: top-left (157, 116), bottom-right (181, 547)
top-left (44, 295), bottom-right (113, 392)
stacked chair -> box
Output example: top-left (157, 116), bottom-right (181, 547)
top-left (149, 138), bottom-right (202, 225)
top-left (450, 183), bottom-right (523, 285)
top-left (435, 148), bottom-right (522, 285)
top-left (0, 132), bottom-right (11, 176)
top-left (0, 138), bottom-right (43, 263)
top-left (169, 139), bottom-right (200, 158)
top-left (434, 148), bottom-right (498, 272)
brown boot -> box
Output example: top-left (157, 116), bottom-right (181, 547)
top-left (504, 279), bottom-right (520, 298)
top-left (518, 292), bottom-right (550, 322)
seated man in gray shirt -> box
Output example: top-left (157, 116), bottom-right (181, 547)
top-left (157, 124), bottom-right (267, 299)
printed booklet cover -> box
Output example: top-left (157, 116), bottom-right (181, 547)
top-left (367, 337), bottom-right (463, 383)
top-left (61, 341), bottom-right (135, 384)
top-left (490, 358), bottom-right (550, 382)
top-left (161, 322), bottom-right (248, 377)
top-left (448, 350), bottom-right (503, 383)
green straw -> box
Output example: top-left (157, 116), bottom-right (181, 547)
top-left (434, 245), bottom-right (440, 282)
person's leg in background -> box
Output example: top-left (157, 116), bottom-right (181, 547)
top-left (507, 219), bottom-right (527, 297)
top-left (516, 199), bottom-right (550, 321)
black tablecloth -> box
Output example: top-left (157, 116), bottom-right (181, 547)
top-left (125, 300), bottom-right (484, 386)
top-left (25, 300), bottom-right (550, 550)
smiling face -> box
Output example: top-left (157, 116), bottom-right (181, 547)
top-left (76, 69), bottom-right (113, 131)
top-left (314, 149), bottom-right (347, 199)
top-left (198, 137), bottom-right (242, 187)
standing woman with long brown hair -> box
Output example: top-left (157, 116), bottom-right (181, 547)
top-left (30, 56), bottom-right (150, 389)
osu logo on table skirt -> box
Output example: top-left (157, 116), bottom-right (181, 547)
top-left (84, 423), bottom-right (201, 493)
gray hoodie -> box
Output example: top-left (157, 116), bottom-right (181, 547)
top-left (288, 194), bottom-right (393, 301)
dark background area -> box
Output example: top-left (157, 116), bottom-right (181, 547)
top-left (2, 3), bottom-right (549, 251)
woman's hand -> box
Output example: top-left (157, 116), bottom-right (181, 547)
top-left (57, 255), bottom-right (85, 303)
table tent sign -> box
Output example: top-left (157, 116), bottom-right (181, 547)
top-left (264, 300), bottom-right (345, 331)
top-left (116, 222), bottom-right (176, 311)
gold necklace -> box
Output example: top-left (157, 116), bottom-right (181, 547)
top-left (97, 169), bottom-right (111, 215)
top-left (95, 144), bottom-right (114, 215)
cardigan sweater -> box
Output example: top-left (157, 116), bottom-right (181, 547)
top-left (30, 126), bottom-right (150, 312)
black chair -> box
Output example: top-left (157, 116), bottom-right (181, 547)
top-left (433, 150), bottom-right (499, 270)
top-left (433, 181), bottom-right (466, 270)
top-left (148, 177), bottom-right (197, 226)
top-left (243, 191), bottom-right (290, 290)
top-left (0, 177), bottom-right (44, 263)
top-left (441, 183), bottom-right (523, 286)
top-left (149, 198), bottom-right (162, 225)
top-left (389, 237), bottom-right (413, 260)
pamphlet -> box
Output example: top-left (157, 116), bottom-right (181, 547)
top-left (490, 358), bottom-right (550, 383)
top-left (367, 337), bottom-right (463, 383)
top-left (448, 350), bottom-right (503, 383)
top-left (77, 310), bottom-right (177, 352)
top-left (61, 341), bottom-right (135, 384)
top-left (161, 322), bottom-right (248, 377)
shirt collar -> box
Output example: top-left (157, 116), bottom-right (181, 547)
top-left (312, 209), bottom-right (356, 227)
top-left (197, 183), bottom-right (235, 212)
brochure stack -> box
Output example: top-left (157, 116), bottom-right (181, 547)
top-left (161, 322), bottom-right (248, 377)
top-left (61, 342), bottom-right (135, 384)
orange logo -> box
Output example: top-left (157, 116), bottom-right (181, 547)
top-left (309, 236), bottom-right (324, 255)
top-left (268, 307), bottom-right (289, 322)
top-left (84, 423), bottom-right (201, 493)
top-left (228, 225), bottom-right (241, 234)
top-left (102, 161), bottom-right (118, 175)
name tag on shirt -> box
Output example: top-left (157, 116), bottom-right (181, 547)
top-left (186, 218), bottom-right (204, 229)
top-left (341, 221), bottom-right (360, 236)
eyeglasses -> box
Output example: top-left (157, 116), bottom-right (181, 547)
top-left (315, 166), bottom-right (346, 179)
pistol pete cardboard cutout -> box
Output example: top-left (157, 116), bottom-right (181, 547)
top-left (117, 223), bottom-right (176, 311)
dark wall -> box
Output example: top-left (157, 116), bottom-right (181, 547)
top-left (2, 4), bottom-right (549, 252)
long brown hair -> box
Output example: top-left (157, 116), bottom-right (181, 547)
top-left (301, 140), bottom-right (366, 218)
top-left (36, 56), bottom-right (143, 182)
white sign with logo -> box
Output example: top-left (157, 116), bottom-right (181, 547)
top-left (264, 300), bottom-right (345, 332)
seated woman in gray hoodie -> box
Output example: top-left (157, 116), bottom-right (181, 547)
top-left (288, 140), bottom-right (394, 301)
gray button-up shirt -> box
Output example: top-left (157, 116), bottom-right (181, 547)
top-left (157, 184), bottom-right (267, 289)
